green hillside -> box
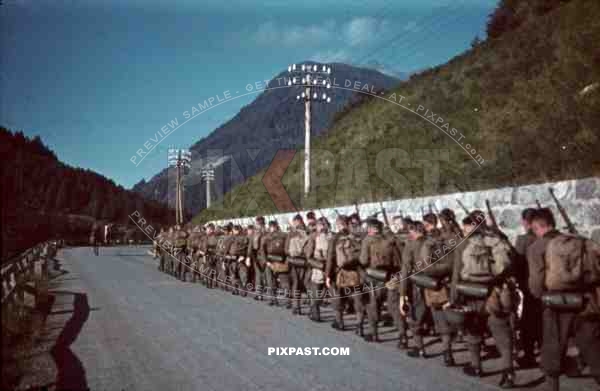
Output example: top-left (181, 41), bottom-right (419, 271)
top-left (194, 0), bottom-right (600, 223)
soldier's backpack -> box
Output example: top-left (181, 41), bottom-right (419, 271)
top-left (545, 234), bottom-right (600, 291)
top-left (314, 232), bottom-right (332, 261)
top-left (266, 232), bottom-right (287, 258)
top-left (335, 234), bottom-right (362, 269)
top-left (369, 235), bottom-right (397, 269)
top-left (215, 236), bottom-right (228, 256)
top-left (174, 231), bottom-right (188, 248)
top-left (418, 235), bottom-right (452, 277)
top-left (229, 236), bottom-right (248, 257)
top-left (460, 233), bottom-right (512, 283)
top-left (288, 230), bottom-right (310, 258)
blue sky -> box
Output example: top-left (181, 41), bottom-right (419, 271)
top-left (1, 0), bottom-right (497, 188)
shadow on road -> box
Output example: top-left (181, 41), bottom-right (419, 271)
top-left (49, 291), bottom-right (91, 391)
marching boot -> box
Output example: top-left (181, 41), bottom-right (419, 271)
top-left (462, 365), bottom-right (483, 377)
top-left (498, 370), bottom-right (515, 389)
top-left (397, 335), bottom-right (408, 350)
top-left (543, 376), bottom-right (559, 391)
top-left (407, 348), bottom-right (426, 359)
top-left (463, 342), bottom-right (482, 377)
top-left (443, 350), bottom-right (456, 367)
top-left (331, 320), bottom-right (344, 331)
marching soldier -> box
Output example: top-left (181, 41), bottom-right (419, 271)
top-left (400, 221), bottom-right (429, 356)
top-left (216, 224), bottom-right (234, 290)
top-left (200, 223), bottom-right (219, 288)
top-left (514, 208), bottom-right (541, 368)
top-left (228, 225), bottom-right (250, 296)
top-left (527, 208), bottom-right (600, 391)
top-left (90, 223), bottom-right (100, 256)
top-left (390, 216), bottom-right (412, 349)
top-left (173, 224), bottom-right (189, 281)
top-left (248, 217), bottom-right (267, 300)
top-left (449, 211), bottom-right (515, 388)
top-left (187, 226), bottom-right (204, 283)
top-left (360, 218), bottom-right (402, 342)
top-left (420, 212), bottom-right (459, 366)
top-left (326, 215), bottom-right (365, 335)
top-left (262, 221), bottom-right (290, 306)
top-left (305, 217), bottom-right (332, 322)
top-left (155, 227), bottom-right (166, 270)
top-left (286, 215), bottom-right (311, 315)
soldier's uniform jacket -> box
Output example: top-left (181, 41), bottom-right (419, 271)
top-left (325, 229), bottom-right (349, 280)
top-left (285, 225), bottom-right (310, 258)
top-left (228, 234), bottom-right (249, 261)
top-left (526, 229), bottom-right (562, 299)
top-left (260, 231), bottom-right (287, 261)
top-left (248, 225), bottom-right (267, 266)
top-left (399, 236), bottom-right (426, 297)
top-left (359, 233), bottom-right (402, 271)
top-left (513, 229), bottom-right (537, 288)
top-left (173, 230), bottom-right (189, 249)
top-left (200, 233), bottom-right (218, 255)
top-left (305, 230), bottom-right (329, 269)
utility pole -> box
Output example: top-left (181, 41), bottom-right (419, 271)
top-left (168, 148), bottom-right (192, 225)
top-left (201, 165), bottom-right (215, 209)
top-left (288, 63), bottom-right (332, 195)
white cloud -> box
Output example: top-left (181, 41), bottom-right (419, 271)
top-left (253, 20), bottom-right (336, 46)
top-left (252, 17), bottom-right (391, 48)
top-left (403, 20), bottom-right (420, 32)
top-left (343, 17), bottom-right (389, 47)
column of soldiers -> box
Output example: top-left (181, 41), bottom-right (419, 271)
top-left (151, 204), bottom-right (599, 391)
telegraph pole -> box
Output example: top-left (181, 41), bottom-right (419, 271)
top-left (168, 148), bottom-right (191, 225)
top-left (288, 63), bottom-right (332, 195)
top-left (201, 165), bottom-right (215, 209)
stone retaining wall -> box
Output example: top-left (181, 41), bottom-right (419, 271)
top-left (211, 176), bottom-right (600, 242)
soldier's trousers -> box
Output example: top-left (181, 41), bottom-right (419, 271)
top-left (332, 283), bottom-right (365, 333)
top-left (309, 281), bottom-right (325, 320)
top-left (541, 308), bottom-right (600, 381)
top-left (463, 298), bottom-right (513, 371)
top-left (265, 267), bottom-right (291, 305)
top-left (388, 287), bottom-right (407, 339)
top-left (407, 287), bottom-right (429, 349)
top-left (228, 261), bottom-right (239, 292)
top-left (289, 265), bottom-right (307, 310)
top-left (204, 256), bottom-right (218, 288)
top-left (520, 292), bottom-right (543, 358)
top-left (159, 251), bottom-right (166, 271)
top-left (254, 263), bottom-right (266, 297)
top-left (216, 258), bottom-right (229, 290)
top-left (431, 307), bottom-right (461, 351)
top-left (175, 249), bottom-right (187, 280)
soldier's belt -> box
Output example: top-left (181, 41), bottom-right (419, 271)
top-left (456, 282), bottom-right (490, 299)
top-left (308, 258), bottom-right (325, 270)
top-left (225, 255), bottom-right (237, 260)
top-left (366, 268), bottom-right (388, 282)
top-left (410, 274), bottom-right (442, 290)
top-left (267, 255), bottom-right (285, 262)
top-left (541, 292), bottom-right (584, 311)
top-left (287, 256), bottom-right (306, 268)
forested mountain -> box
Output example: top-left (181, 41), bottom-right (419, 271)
top-left (194, 0), bottom-right (600, 222)
top-left (132, 63), bottom-right (401, 215)
top-left (0, 128), bottom-right (174, 259)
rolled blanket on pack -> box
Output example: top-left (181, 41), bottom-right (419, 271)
top-left (456, 282), bottom-right (490, 299)
top-left (409, 274), bottom-right (441, 290)
top-left (308, 258), bottom-right (325, 270)
top-left (541, 292), bottom-right (585, 311)
top-left (366, 267), bottom-right (388, 282)
top-left (287, 256), bottom-right (306, 268)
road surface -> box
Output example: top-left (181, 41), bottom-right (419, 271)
top-left (21, 246), bottom-right (599, 391)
